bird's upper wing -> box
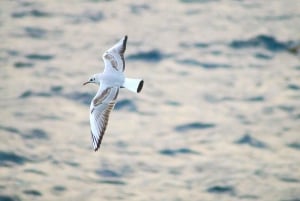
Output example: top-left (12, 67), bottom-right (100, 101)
top-left (102, 35), bottom-right (127, 73)
top-left (89, 84), bottom-right (119, 151)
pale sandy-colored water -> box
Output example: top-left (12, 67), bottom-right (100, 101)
top-left (1, 0), bottom-right (300, 200)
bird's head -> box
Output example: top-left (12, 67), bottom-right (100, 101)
top-left (83, 74), bottom-right (100, 86)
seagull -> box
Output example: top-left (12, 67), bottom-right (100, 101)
top-left (83, 35), bottom-right (143, 151)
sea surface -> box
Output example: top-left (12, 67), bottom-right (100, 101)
top-left (1, 0), bottom-right (300, 201)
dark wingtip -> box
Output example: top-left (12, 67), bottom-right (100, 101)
top-left (95, 140), bottom-right (102, 152)
top-left (123, 35), bottom-right (128, 45)
top-left (94, 144), bottom-right (100, 151)
top-left (137, 80), bottom-right (144, 93)
top-left (121, 35), bottom-right (128, 53)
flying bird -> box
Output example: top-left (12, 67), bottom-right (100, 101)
top-left (83, 35), bottom-right (143, 151)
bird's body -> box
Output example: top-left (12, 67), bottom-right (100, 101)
top-left (96, 72), bottom-right (125, 87)
top-left (84, 35), bottom-right (143, 151)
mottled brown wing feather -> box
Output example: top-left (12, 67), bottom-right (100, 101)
top-left (103, 54), bottom-right (118, 71)
top-left (93, 87), bottom-right (112, 106)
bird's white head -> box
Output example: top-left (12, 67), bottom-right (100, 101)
top-left (83, 74), bottom-right (100, 86)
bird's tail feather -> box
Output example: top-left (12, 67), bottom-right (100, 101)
top-left (123, 78), bottom-right (144, 93)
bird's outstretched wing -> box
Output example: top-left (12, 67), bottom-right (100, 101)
top-left (89, 85), bottom-right (119, 151)
top-left (103, 35), bottom-right (127, 73)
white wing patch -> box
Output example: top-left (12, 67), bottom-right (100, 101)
top-left (89, 86), bottom-right (119, 151)
top-left (102, 35), bottom-right (127, 73)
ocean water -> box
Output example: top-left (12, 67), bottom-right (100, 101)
top-left (1, 0), bottom-right (300, 200)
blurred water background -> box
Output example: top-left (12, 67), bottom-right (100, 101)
top-left (1, 0), bottom-right (300, 200)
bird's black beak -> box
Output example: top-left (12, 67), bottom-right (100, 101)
top-left (83, 81), bottom-right (91, 86)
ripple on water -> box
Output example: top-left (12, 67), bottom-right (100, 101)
top-left (14, 61), bottom-right (34, 68)
top-left (0, 195), bottom-right (20, 201)
top-left (159, 148), bottom-right (199, 156)
top-left (287, 84), bottom-right (300, 91)
top-left (24, 169), bottom-right (47, 176)
top-left (0, 151), bottom-right (28, 167)
top-left (51, 185), bottom-right (67, 195)
top-left (96, 180), bottom-right (126, 185)
top-left (287, 142), bottom-right (300, 150)
top-left (194, 42), bottom-right (210, 48)
top-left (244, 95), bottom-right (265, 102)
top-left (12, 9), bottom-right (51, 18)
top-left (96, 169), bottom-right (120, 178)
top-left (83, 10), bottom-right (104, 22)
top-left (19, 90), bottom-right (51, 99)
top-left (65, 92), bottom-right (93, 106)
top-left (177, 59), bottom-right (231, 69)
top-left (130, 4), bottom-right (150, 15)
top-left (165, 100), bottom-right (181, 106)
top-left (175, 122), bottom-right (216, 132)
top-left (95, 168), bottom-right (127, 186)
top-left (278, 105), bottom-right (295, 113)
top-left (115, 99), bottom-right (137, 112)
top-left (50, 85), bottom-right (63, 93)
top-left (127, 49), bottom-right (165, 62)
top-left (23, 128), bottom-right (48, 140)
top-left (66, 10), bottom-right (104, 24)
top-left (25, 27), bottom-right (47, 39)
top-left (229, 34), bottom-right (292, 52)
top-left (278, 176), bottom-right (300, 183)
top-left (19, 86), bottom-right (63, 99)
top-left (26, 53), bottom-right (54, 61)
top-left (180, 0), bottom-right (215, 3)
top-left (23, 190), bottom-right (42, 197)
top-left (0, 125), bottom-right (21, 135)
top-left (207, 185), bottom-right (235, 195)
top-left (254, 52), bottom-right (273, 60)
top-left (235, 133), bottom-right (267, 149)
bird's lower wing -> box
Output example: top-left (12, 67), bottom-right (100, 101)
top-left (89, 86), bottom-right (119, 151)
